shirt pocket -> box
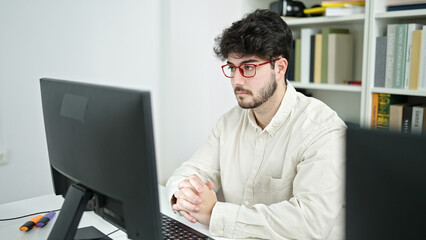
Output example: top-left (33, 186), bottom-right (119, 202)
top-left (260, 176), bottom-right (293, 205)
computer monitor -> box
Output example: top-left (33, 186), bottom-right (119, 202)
top-left (345, 128), bottom-right (426, 239)
top-left (40, 78), bottom-right (162, 240)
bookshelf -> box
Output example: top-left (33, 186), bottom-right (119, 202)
top-left (365, 0), bottom-right (426, 128)
top-left (244, 0), bottom-right (426, 128)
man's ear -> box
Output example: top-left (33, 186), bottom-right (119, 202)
top-left (275, 57), bottom-right (288, 81)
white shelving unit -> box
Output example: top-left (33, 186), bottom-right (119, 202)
top-left (365, 0), bottom-right (426, 127)
top-left (245, 0), bottom-right (426, 127)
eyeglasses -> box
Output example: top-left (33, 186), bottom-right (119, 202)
top-left (221, 58), bottom-right (280, 78)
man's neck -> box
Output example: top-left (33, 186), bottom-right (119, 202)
top-left (253, 82), bottom-right (287, 130)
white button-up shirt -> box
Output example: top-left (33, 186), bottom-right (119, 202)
top-left (166, 82), bottom-right (346, 239)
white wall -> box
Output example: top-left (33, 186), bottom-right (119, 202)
top-left (157, 0), bottom-right (242, 184)
top-left (0, 0), bottom-right (161, 204)
top-left (0, 0), bottom-right (253, 204)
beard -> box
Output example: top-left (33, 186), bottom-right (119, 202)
top-left (234, 73), bottom-right (278, 109)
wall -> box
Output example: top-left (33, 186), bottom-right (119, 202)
top-left (0, 0), bottom-right (161, 204)
top-left (157, 0), bottom-right (242, 184)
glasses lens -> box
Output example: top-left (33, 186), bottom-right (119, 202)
top-left (241, 65), bottom-right (255, 77)
top-left (223, 65), bottom-right (235, 77)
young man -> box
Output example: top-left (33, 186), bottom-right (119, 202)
top-left (166, 9), bottom-right (346, 239)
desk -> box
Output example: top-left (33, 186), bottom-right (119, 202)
top-left (0, 185), bottom-right (227, 240)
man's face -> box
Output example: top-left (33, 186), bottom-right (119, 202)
top-left (227, 54), bottom-right (278, 109)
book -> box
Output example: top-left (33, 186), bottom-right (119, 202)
top-left (385, 24), bottom-right (397, 88)
top-left (294, 38), bottom-right (301, 82)
top-left (409, 30), bottom-right (423, 90)
top-left (402, 104), bottom-right (415, 134)
top-left (314, 33), bottom-right (323, 84)
top-left (404, 24), bottom-right (422, 90)
top-left (320, 28), bottom-right (350, 83)
top-left (411, 105), bottom-right (425, 134)
top-left (322, 1), bottom-right (365, 7)
top-left (377, 94), bottom-right (407, 130)
top-left (371, 93), bottom-right (379, 129)
top-left (288, 40), bottom-right (295, 81)
top-left (374, 36), bottom-right (387, 88)
top-left (327, 33), bottom-right (354, 84)
top-left (419, 25), bottom-right (426, 90)
top-left (393, 24), bottom-right (408, 89)
top-left (387, 3), bottom-right (426, 11)
top-left (301, 28), bottom-right (319, 84)
top-left (325, 6), bottom-right (365, 16)
top-left (310, 34), bottom-right (316, 83)
top-left (389, 103), bottom-right (406, 132)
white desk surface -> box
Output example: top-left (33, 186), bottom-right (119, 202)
top-left (0, 185), bottom-right (228, 240)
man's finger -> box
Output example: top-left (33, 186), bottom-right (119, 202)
top-left (179, 210), bottom-right (197, 223)
top-left (180, 187), bottom-right (202, 204)
top-left (176, 198), bottom-right (200, 213)
top-left (187, 174), bottom-right (205, 193)
top-left (206, 181), bottom-right (214, 190)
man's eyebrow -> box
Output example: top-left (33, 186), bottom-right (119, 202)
top-left (227, 59), bottom-right (259, 65)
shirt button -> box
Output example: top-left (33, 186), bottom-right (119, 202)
top-left (244, 201), bottom-right (249, 206)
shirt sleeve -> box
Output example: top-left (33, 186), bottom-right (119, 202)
top-left (209, 126), bottom-right (346, 240)
top-left (165, 118), bottom-right (223, 210)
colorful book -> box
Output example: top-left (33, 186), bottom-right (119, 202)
top-left (374, 36), bottom-right (387, 88)
top-left (371, 93), bottom-right (379, 129)
top-left (404, 24), bottom-right (422, 90)
top-left (393, 24), bottom-right (408, 89)
top-left (377, 93), bottom-right (407, 130)
top-left (301, 28), bottom-right (319, 84)
top-left (387, 3), bottom-right (426, 11)
top-left (409, 30), bottom-right (423, 90)
top-left (411, 105), bottom-right (425, 134)
top-left (385, 24), bottom-right (397, 88)
top-left (327, 33), bottom-right (354, 84)
top-left (320, 28), bottom-right (350, 83)
top-left (314, 34), bottom-right (323, 84)
top-left (294, 38), bottom-right (301, 82)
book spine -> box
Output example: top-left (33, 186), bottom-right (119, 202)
top-left (411, 106), bottom-right (424, 134)
top-left (328, 33), bottom-right (354, 84)
top-left (288, 40), bottom-right (295, 81)
top-left (301, 29), bottom-right (318, 84)
top-left (409, 30), bottom-right (423, 90)
top-left (320, 28), bottom-right (349, 83)
top-left (371, 93), bottom-right (379, 129)
top-left (404, 24), bottom-right (422, 90)
top-left (385, 24), bottom-right (397, 88)
top-left (389, 104), bottom-right (404, 132)
top-left (295, 38), bottom-right (301, 82)
top-left (377, 93), bottom-right (391, 130)
top-left (419, 25), bottom-right (426, 90)
top-left (374, 36), bottom-right (387, 88)
top-left (310, 35), bottom-right (316, 83)
top-left (393, 24), bottom-right (408, 89)
top-left (314, 34), bottom-right (322, 84)
top-left (402, 105), bottom-right (414, 134)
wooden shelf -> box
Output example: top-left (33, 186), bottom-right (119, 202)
top-left (291, 82), bottom-right (362, 92)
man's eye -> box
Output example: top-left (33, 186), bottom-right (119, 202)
top-left (243, 65), bottom-right (254, 71)
top-left (228, 66), bottom-right (236, 71)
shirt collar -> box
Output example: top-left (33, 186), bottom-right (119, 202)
top-left (247, 81), bottom-right (298, 136)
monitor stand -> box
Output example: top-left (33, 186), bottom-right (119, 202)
top-left (47, 184), bottom-right (112, 240)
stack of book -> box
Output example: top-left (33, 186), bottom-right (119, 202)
top-left (288, 28), bottom-right (355, 85)
top-left (374, 23), bottom-right (426, 90)
top-left (303, 0), bottom-right (365, 17)
top-left (371, 93), bottom-right (426, 134)
top-left (386, 0), bottom-right (426, 12)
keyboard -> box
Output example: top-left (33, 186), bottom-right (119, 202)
top-left (161, 213), bottom-right (214, 240)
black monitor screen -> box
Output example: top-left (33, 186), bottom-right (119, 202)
top-left (40, 78), bottom-right (162, 240)
top-left (346, 128), bottom-right (426, 239)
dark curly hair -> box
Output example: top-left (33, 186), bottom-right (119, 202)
top-left (213, 9), bottom-right (293, 69)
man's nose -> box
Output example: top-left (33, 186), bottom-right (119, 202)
top-left (232, 68), bottom-right (246, 85)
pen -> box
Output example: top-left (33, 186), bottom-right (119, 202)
top-left (19, 215), bottom-right (43, 231)
top-left (36, 211), bottom-right (56, 227)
